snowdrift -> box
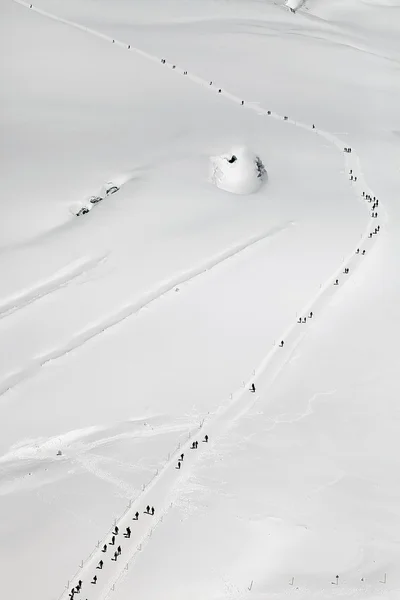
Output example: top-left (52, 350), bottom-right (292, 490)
top-left (209, 147), bottom-right (267, 195)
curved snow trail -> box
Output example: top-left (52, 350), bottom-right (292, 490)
top-left (12, 2), bottom-right (386, 599)
top-left (0, 222), bottom-right (292, 399)
top-left (0, 255), bottom-right (106, 321)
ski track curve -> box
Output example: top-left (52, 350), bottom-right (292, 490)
top-left (12, 2), bottom-right (387, 599)
top-left (0, 255), bottom-right (107, 321)
top-left (0, 222), bottom-right (292, 399)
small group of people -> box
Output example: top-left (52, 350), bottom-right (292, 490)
top-left (344, 147), bottom-right (352, 153)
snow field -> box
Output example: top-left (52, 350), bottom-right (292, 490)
top-left (1, 1), bottom-right (399, 599)
top-left (6, 4), bottom-right (386, 600)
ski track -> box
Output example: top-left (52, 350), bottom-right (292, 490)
top-left (0, 255), bottom-right (107, 321)
top-left (11, 2), bottom-right (386, 599)
top-left (0, 221), bottom-right (292, 399)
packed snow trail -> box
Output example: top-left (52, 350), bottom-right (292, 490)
top-left (12, 2), bottom-right (386, 599)
top-left (0, 222), bottom-right (292, 398)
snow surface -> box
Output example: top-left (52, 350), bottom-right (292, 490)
top-left (1, 0), bottom-right (400, 599)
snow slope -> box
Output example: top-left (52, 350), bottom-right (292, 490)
top-left (1, 1), bottom-right (399, 599)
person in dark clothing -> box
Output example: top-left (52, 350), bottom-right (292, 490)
top-left (125, 527), bottom-right (131, 538)
top-left (309, 312), bottom-right (313, 318)
top-left (112, 551), bottom-right (118, 561)
top-left (302, 317), bottom-right (306, 323)
top-left (97, 560), bottom-right (103, 569)
top-left (117, 545), bottom-right (122, 555)
top-left (91, 576), bottom-right (97, 584)
top-left (334, 279), bottom-right (339, 285)
top-left (298, 317), bottom-right (302, 323)
top-left (113, 526), bottom-right (119, 535)
top-left (312, 124), bottom-right (315, 129)
top-left (146, 505), bottom-right (150, 514)
top-left (176, 461), bottom-right (181, 469)
top-left (279, 341), bottom-right (284, 347)
top-left (77, 581), bottom-right (82, 590)
top-left (134, 511), bottom-right (139, 520)
top-left (241, 100), bottom-right (244, 105)
top-left (218, 89), bottom-right (222, 93)
top-left (250, 383), bottom-right (256, 392)
top-left (204, 435), bottom-right (209, 442)
top-left (110, 535), bottom-right (115, 545)
top-left (151, 507), bottom-right (155, 515)
top-left (180, 453), bottom-right (184, 461)
top-left (102, 544), bottom-right (107, 553)
top-left (128, 45), bottom-right (130, 49)
top-left (191, 441), bottom-right (196, 449)
top-left (356, 248), bottom-right (360, 254)
top-left (362, 250), bottom-right (366, 255)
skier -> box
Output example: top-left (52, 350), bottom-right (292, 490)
top-left (369, 233), bottom-right (372, 238)
top-left (302, 317), bottom-right (306, 323)
top-left (91, 576), bottom-right (97, 585)
top-left (113, 526), bottom-right (119, 536)
top-left (112, 551), bottom-right (118, 561)
top-left (312, 124), bottom-right (315, 129)
top-left (117, 545), bottom-right (122, 555)
top-left (334, 279), bottom-right (339, 285)
top-left (180, 453), bottom-right (184, 461)
top-left (176, 461), bottom-right (181, 469)
top-left (146, 505), bottom-right (150, 514)
top-left (309, 311), bottom-right (313, 318)
top-left (102, 544), bottom-right (107, 553)
top-left (241, 100), bottom-right (244, 105)
top-left (279, 341), bottom-right (284, 347)
top-left (151, 507), bottom-right (155, 515)
top-left (354, 176), bottom-right (357, 182)
top-left (297, 317), bottom-right (302, 323)
top-left (349, 169), bottom-right (353, 175)
top-left (134, 511), bottom-right (139, 520)
top-left (110, 535), bottom-right (115, 545)
top-left (218, 89), bottom-right (222, 93)
top-left (204, 434), bottom-right (209, 443)
top-left (191, 441), bottom-right (196, 449)
top-left (250, 383), bottom-right (256, 393)
top-left (356, 248), bottom-right (360, 254)
top-left (125, 527), bottom-right (131, 538)
top-left (97, 560), bottom-right (103, 570)
top-left (77, 580), bottom-right (82, 590)
top-left (362, 250), bottom-right (366, 255)
top-left (128, 45), bottom-right (130, 49)
top-left (209, 81), bottom-right (212, 85)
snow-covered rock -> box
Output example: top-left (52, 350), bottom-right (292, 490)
top-left (209, 146), bottom-right (267, 195)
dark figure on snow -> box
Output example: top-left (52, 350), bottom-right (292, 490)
top-left (302, 317), bottom-right (306, 323)
top-left (146, 505), bottom-right (150, 514)
top-left (334, 279), bottom-right (339, 285)
top-left (349, 169), bottom-right (353, 174)
top-left (117, 545), bottom-right (122, 555)
top-left (309, 312), bottom-right (313, 318)
top-left (110, 535), bottom-right (115, 545)
top-left (356, 248), bottom-right (360, 254)
top-left (354, 176), bottom-right (357, 181)
top-left (267, 110), bottom-right (271, 115)
top-left (151, 506), bottom-right (155, 515)
top-left (180, 453), bottom-right (184, 461)
top-left (191, 441), bottom-right (196, 449)
top-left (298, 317), bottom-right (302, 323)
top-left (241, 100), bottom-right (244, 105)
top-left (112, 551), bottom-right (118, 561)
top-left (204, 434), bottom-right (209, 443)
top-left (112, 40), bottom-right (115, 43)
top-left (176, 461), bottom-right (181, 469)
top-left (369, 233), bottom-right (372, 238)
top-left (312, 124), bottom-right (315, 129)
top-left (128, 45), bottom-right (130, 49)
top-left (210, 81), bottom-right (212, 85)
top-left (92, 576), bottom-right (97, 585)
top-left (218, 89), bottom-right (222, 93)
top-left (250, 383), bottom-right (256, 393)
top-left (102, 544), bottom-right (107, 553)
top-left (113, 526), bottom-right (119, 535)
top-left (362, 250), bottom-right (366, 255)
top-left (134, 511), bottom-right (139, 520)
top-left (172, 65), bottom-right (176, 69)
top-left (97, 560), bottom-right (103, 570)
top-left (125, 527), bottom-right (131, 538)
top-left (279, 341), bottom-right (284, 347)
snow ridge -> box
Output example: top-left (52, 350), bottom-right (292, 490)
top-left (12, 2), bottom-right (386, 599)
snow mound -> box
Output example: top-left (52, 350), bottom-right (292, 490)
top-left (209, 147), bottom-right (267, 195)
